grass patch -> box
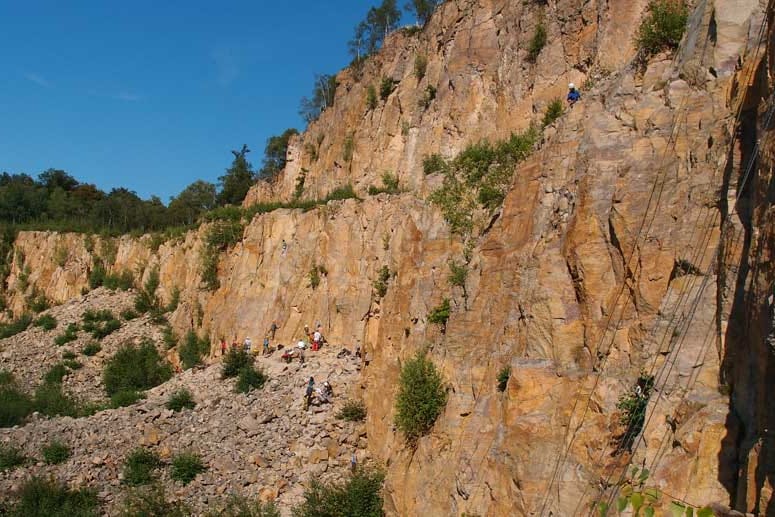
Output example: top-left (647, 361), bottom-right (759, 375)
top-left (636, 0), bottom-right (688, 58)
top-left (292, 466), bottom-right (384, 517)
top-left (221, 348), bottom-right (253, 379)
top-left (119, 484), bottom-right (189, 517)
top-left (123, 448), bottom-right (162, 486)
top-left (82, 309), bottom-right (121, 339)
top-left (166, 388), bottom-right (196, 412)
top-left (162, 325), bottom-right (178, 350)
top-left (497, 365), bottom-right (511, 392)
top-left (170, 452), bottom-right (205, 485)
top-left (0, 443), bottom-right (26, 471)
top-left (5, 476), bottom-right (99, 517)
top-left (337, 400), bottom-right (367, 422)
top-left (527, 21), bottom-right (547, 62)
top-left (63, 359), bottom-right (82, 370)
top-left (42, 440), bottom-right (71, 464)
top-left (0, 382), bottom-right (34, 427)
top-left (394, 351), bottom-right (447, 443)
top-left (235, 366), bottom-right (267, 394)
top-left (82, 342), bottom-right (101, 356)
top-left (368, 172), bottom-right (400, 196)
top-left (541, 98), bottom-right (564, 128)
top-left (54, 323), bottom-right (79, 346)
top-left (110, 389), bottom-right (145, 409)
top-left (32, 381), bottom-right (82, 418)
top-left (120, 308), bottom-right (138, 321)
top-left (428, 298), bottom-right (451, 332)
top-left (208, 496), bottom-right (280, 517)
top-left (44, 363), bottom-right (69, 384)
top-left (423, 153), bottom-right (447, 175)
top-left (103, 339), bottom-right (172, 397)
top-left (0, 313), bottom-right (32, 339)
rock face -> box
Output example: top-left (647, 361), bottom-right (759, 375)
top-left (1, 0), bottom-right (774, 515)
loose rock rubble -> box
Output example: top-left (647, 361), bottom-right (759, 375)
top-left (0, 290), bottom-right (368, 516)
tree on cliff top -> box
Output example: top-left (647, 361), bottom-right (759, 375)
top-left (217, 144), bottom-right (254, 206)
top-left (299, 74), bottom-right (339, 124)
top-left (257, 128), bottom-right (299, 181)
top-left (348, 0), bottom-right (401, 62)
top-left (405, 0), bottom-right (441, 26)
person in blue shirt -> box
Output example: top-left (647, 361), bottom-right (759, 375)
top-left (567, 83), bottom-right (581, 105)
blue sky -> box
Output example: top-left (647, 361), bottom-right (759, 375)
top-left (0, 1), bottom-right (403, 202)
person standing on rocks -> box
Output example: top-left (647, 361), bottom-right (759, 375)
top-left (312, 328), bottom-right (322, 351)
top-left (263, 334), bottom-right (270, 356)
top-left (305, 376), bottom-right (315, 410)
top-left (350, 450), bottom-right (357, 472)
top-left (219, 337), bottom-right (227, 356)
top-left (243, 336), bottom-right (252, 354)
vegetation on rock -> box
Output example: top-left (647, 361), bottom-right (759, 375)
top-left (394, 352), bottom-right (446, 442)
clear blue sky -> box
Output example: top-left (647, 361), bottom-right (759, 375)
top-left (0, 1), bottom-right (404, 202)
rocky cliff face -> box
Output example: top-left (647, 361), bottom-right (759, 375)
top-left (2, 0), bottom-right (774, 515)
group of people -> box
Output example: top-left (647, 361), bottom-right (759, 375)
top-left (218, 321), bottom-right (280, 358)
top-left (304, 376), bottom-right (333, 410)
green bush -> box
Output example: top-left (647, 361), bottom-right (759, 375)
top-left (42, 440), bottom-right (71, 464)
top-left (178, 330), bottom-right (210, 370)
top-left (309, 264), bottom-right (322, 289)
top-left (162, 325), bottom-right (178, 350)
top-left (0, 369), bottom-right (14, 385)
top-left (541, 98), bottom-right (564, 128)
top-left (119, 484), bottom-right (189, 517)
top-left (33, 382), bottom-right (82, 418)
top-left (62, 350), bottom-right (77, 360)
top-left (394, 352), bottom-right (447, 442)
top-left (292, 467), bottom-right (384, 517)
top-left (527, 21), bottom-right (547, 62)
top-left (326, 184), bottom-right (358, 202)
top-left (636, 0), bottom-right (688, 57)
top-left (0, 382), bottom-right (33, 427)
top-left (447, 260), bottom-right (467, 289)
top-left (34, 314), bottom-right (58, 331)
top-left (236, 366), bottom-right (267, 394)
top-left (123, 448), bottom-right (162, 486)
top-left (134, 267), bottom-right (161, 314)
top-left (337, 400), bottom-right (367, 422)
top-left (110, 390), bottom-right (145, 408)
top-left (27, 291), bottom-right (51, 313)
top-left (82, 342), bottom-right (101, 356)
top-left (372, 265), bottom-right (391, 298)
top-left (418, 85), bottom-right (436, 109)
top-left (120, 308), bottom-right (138, 321)
top-left (5, 476), bottom-right (99, 517)
top-left (343, 134), bottom-right (355, 162)
top-left (0, 443), bottom-right (26, 470)
top-left (423, 154), bottom-right (447, 175)
top-left (166, 388), bottom-right (196, 412)
top-left (165, 287), bottom-right (180, 312)
top-left (414, 54), bottom-right (427, 80)
top-left (366, 85), bottom-right (378, 110)
top-left (614, 374), bottom-right (655, 453)
top-left (379, 76), bottom-right (395, 100)
top-left (497, 365), bottom-right (511, 392)
top-left (209, 496), bottom-right (280, 517)
top-left (54, 323), bottom-right (79, 346)
top-left (170, 452), bottom-right (205, 485)
top-left (88, 262), bottom-right (107, 289)
top-left (368, 172), bottom-right (400, 196)
top-left (103, 340), bottom-right (172, 397)
top-left (44, 363), bottom-right (69, 384)
top-left (428, 298), bottom-right (451, 331)
top-left (103, 270), bottom-right (135, 291)
top-left (63, 359), bottom-right (82, 370)
top-left (222, 348), bottom-right (253, 379)
top-left (0, 313), bottom-right (32, 339)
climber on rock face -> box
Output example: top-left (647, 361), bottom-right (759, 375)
top-left (567, 83), bottom-right (581, 106)
top-left (269, 321), bottom-right (278, 340)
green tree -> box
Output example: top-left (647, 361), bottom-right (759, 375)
top-left (348, 0), bottom-right (401, 61)
top-left (405, 0), bottom-right (440, 26)
top-left (258, 128), bottom-right (299, 180)
top-left (394, 352), bottom-right (446, 443)
top-left (168, 180), bottom-right (217, 226)
top-left (217, 145), bottom-right (254, 206)
top-left (299, 74), bottom-right (338, 123)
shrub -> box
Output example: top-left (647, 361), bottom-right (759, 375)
top-left (120, 308), bottom-right (138, 321)
top-left (44, 363), bottom-right (69, 384)
top-left (527, 21), bottom-right (547, 62)
top-left (34, 314), bottom-right (58, 331)
top-left (428, 298), bottom-right (451, 331)
top-left (222, 348), bottom-right (253, 379)
top-left (178, 330), bottom-right (210, 370)
top-left (325, 184), bottom-right (358, 202)
top-left (170, 452), bottom-right (205, 485)
top-left (6, 476), bottom-right (99, 517)
top-left (379, 76), bottom-right (395, 100)
top-left (614, 374), bottom-right (656, 453)
top-left (100, 238), bottom-right (118, 266)
top-left (123, 448), bottom-right (161, 486)
top-left (103, 340), bottom-right (172, 397)
top-left (422, 154), bottom-right (447, 175)
top-left (294, 170), bottom-right (307, 200)
top-left (366, 85), bottom-right (378, 110)
top-left (394, 352), bottom-right (447, 442)
top-left (63, 359), bottom-right (82, 370)
top-left (82, 342), bottom-right (101, 356)
top-left (62, 350), bottom-right (77, 360)
top-left (88, 262), bottom-right (107, 289)
top-left (209, 496), bottom-right (280, 517)
top-left (82, 309), bottom-right (121, 340)
top-left (119, 484), bottom-right (189, 517)
top-left (309, 265), bottom-right (321, 290)
top-left (0, 383), bottom-right (33, 427)
top-left (497, 365), bottom-right (511, 392)
top-left (110, 390), bottom-right (145, 408)
top-left (636, 0), bottom-right (688, 57)
top-left (0, 313), bottom-right (32, 339)
top-left (292, 466), bottom-right (384, 517)
top-left (33, 382), bottom-right (82, 418)
top-left (368, 172), bottom-right (400, 195)
top-left (103, 270), bottom-right (135, 291)
top-left (42, 440), bottom-right (71, 464)
top-left (0, 443), bottom-right (25, 470)
top-left (541, 98), bottom-right (564, 128)
top-left (134, 267), bottom-right (161, 314)
top-left (27, 291), bottom-right (51, 313)
top-left (0, 369), bottom-right (14, 385)
top-left (162, 326), bottom-right (178, 350)
top-left (54, 245), bottom-right (69, 267)
top-left (343, 133), bottom-right (355, 162)
top-left (166, 388), bottom-right (196, 412)
top-left (165, 287), bottom-right (180, 312)
top-left (337, 400), bottom-right (367, 422)
top-left (372, 266), bottom-right (391, 298)
top-left (447, 260), bottom-right (468, 289)
top-left (414, 54), bottom-right (427, 80)
top-left (418, 85), bottom-right (436, 109)
top-left (54, 323), bottom-right (79, 346)
top-left (236, 366), bottom-right (267, 394)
